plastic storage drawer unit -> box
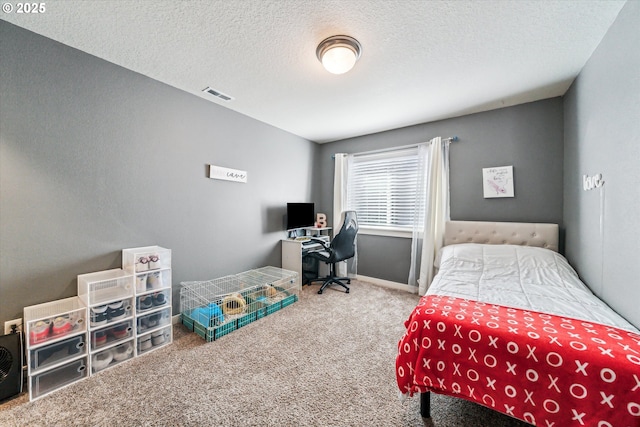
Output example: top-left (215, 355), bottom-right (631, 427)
top-left (137, 325), bottom-right (171, 354)
top-left (136, 289), bottom-right (170, 313)
top-left (136, 307), bottom-right (171, 334)
top-left (91, 340), bottom-right (135, 374)
top-left (30, 357), bottom-right (88, 401)
top-left (29, 334), bottom-right (86, 372)
top-left (24, 297), bottom-right (87, 347)
top-left (135, 269), bottom-right (172, 293)
top-left (90, 319), bottom-right (134, 348)
top-left (88, 297), bottom-right (133, 328)
top-left (78, 269), bottom-right (134, 307)
top-left (123, 246), bottom-right (171, 274)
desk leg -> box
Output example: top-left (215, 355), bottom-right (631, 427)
top-left (282, 240), bottom-right (302, 288)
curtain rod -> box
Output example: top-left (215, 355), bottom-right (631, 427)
top-left (339, 136), bottom-right (458, 159)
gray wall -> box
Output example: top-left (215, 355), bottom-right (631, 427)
top-left (563, 0), bottom-right (640, 328)
top-left (0, 21), bottom-right (319, 322)
top-left (319, 98), bottom-right (564, 283)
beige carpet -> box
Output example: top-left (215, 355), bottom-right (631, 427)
top-left (0, 280), bottom-right (532, 426)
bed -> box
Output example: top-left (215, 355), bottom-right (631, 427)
top-left (396, 221), bottom-right (640, 427)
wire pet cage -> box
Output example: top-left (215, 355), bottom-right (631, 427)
top-left (180, 266), bottom-right (299, 341)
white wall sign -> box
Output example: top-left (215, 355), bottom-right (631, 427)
top-left (483, 165), bottom-right (514, 198)
top-left (583, 173), bottom-right (604, 191)
top-left (208, 165), bottom-right (247, 183)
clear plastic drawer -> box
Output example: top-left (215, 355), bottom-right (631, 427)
top-left (90, 320), bottom-right (134, 349)
top-left (29, 334), bottom-right (87, 373)
top-left (136, 307), bottom-right (171, 335)
top-left (91, 340), bottom-right (135, 374)
top-left (137, 325), bottom-right (172, 355)
top-left (123, 246), bottom-right (171, 273)
top-left (30, 357), bottom-right (88, 401)
top-left (89, 297), bottom-right (133, 328)
top-left (24, 297), bottom-right (86, 347)
top-left (134, 268), bottom-right (172, 294)
top-left (78, 269), bottom-right (134, 307)
top-left (136, 290), bottom-right (170, 313)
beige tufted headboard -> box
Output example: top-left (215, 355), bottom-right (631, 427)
top-left (444, 221), bottom-right (559, 252)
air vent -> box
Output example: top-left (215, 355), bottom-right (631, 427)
top-left (202, 87), bottom-right (234, 102)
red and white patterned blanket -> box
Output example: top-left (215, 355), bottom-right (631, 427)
top-left (396, 295), bottom-right (640, 427)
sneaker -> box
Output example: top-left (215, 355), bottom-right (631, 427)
top-left (136, 274), bottom-right (148, 292)
top-left (107, 300), bottom-right (127, 321)
top-left (30, 319), bottom-right (51, 344)
top-left (90, 305), bottom-right (108, 327)
top-left (94, 330), bottom-right (108, 347)
top-left (151, 330), bottom-right (166, 346)
top-left (148, 254), bottom-right (161, 270)
top-left (152, 292), bottom-right (166, 306)
top-left (138, 336), bottom-right (152, 351)
top-left (111, 323), bottom-right (130, 339)
top-left (92, 349), bottom-right (113, 372)
top-left (147, 271), bottom-right (163, 290)
top-left (52, 316), bottom-right (73, 336)
top-left (113, 343), bottom-right (133, 361)
top-left (136, 256), bottom-right (149, 272)
top-left (137, 295), bottom-right (153, 311)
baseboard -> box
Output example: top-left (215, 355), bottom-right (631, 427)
top-left (172, 314), bottom-right (181, 325)
top-left (355, 275), bottom-right (415, 293)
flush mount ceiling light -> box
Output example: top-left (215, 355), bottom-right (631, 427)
top-left (316, 35), bottom-right (362, 75)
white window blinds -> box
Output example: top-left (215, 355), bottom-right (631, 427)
top-left (347, 146), bottom-right (426, 230)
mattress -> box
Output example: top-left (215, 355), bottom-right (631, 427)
top-left (428, 243), bottom-right (638, 333)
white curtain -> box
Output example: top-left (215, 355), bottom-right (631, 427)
top-left (333, 154), bottom-right (356, 277)
top-left (408, 137), bottom-right (450, 295)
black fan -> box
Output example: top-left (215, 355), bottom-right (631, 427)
top-left (0, 333), bottom-right (23, 401)
top-left (0, 346), bottom-right (12, 380)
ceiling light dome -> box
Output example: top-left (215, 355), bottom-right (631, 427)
top-left (316, 35), bottom-right (362, 75)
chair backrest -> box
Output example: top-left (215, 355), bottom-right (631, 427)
top-left (330, 211), bottom-right (358, 262)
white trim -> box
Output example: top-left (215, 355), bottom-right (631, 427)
top-left (172, 314), bottom-right (181, 325)
top-left (358, 226), bottom-right (412, 238)
top-left (356, 275), bottom-right (415, 293)
top-left (351, 142), bottom-right (428, 158)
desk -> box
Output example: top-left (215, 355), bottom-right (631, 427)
top-left (281, 228), bottom-right (331, 287)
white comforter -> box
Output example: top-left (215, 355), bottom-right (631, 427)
top-left (428, 244), bottom-right (638, 332)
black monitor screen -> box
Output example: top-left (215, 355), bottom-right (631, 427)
top-left (286, 203), bottom-right (315, 230)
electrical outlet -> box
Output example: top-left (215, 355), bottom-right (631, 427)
top-left (4, 318), bottom-right (23, 335)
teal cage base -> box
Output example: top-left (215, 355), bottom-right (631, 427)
top-left (181, 294), bottom-right (298, 342)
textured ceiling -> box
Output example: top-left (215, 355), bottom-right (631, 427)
top-left (2, 0), bottom-right (626, 143)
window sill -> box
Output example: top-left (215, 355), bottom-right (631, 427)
top-left (358, 226), bottom-right (413, 239)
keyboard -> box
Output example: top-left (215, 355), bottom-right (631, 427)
top-left (302, 241), bottom-right (322, 248)
top-left (301, 242), bottom-right (323, 255)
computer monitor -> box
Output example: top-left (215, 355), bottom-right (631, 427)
top-left (286, 203), bottom-right (315, 230)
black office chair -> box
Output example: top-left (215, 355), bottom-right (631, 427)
top-left (306, 211), bottom-right (358, 294)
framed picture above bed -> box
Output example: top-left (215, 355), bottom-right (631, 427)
top-left (483, 165), bottom-right (514, 198)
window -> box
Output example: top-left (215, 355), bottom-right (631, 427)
top-left (347, 146), bottom-right (426, 235)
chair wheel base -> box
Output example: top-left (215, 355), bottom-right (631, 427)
top-left (307, 265), bottom-right (351, 295)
